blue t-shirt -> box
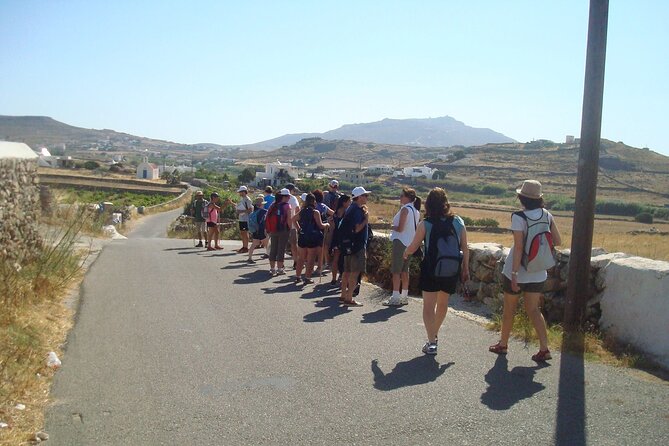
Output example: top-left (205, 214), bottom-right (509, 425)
top-left (346, 202), bottom-right (368, 247)
top-left (424, 215), bottom-right (464, 248)
top-left (263, 194), bottom-right (275, 210)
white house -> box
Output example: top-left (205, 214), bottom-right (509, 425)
top-left (254, 161), bottom-right (300, 187)
top-left (35, 147), bottom-right (74, 168)
top-left (365, 164), bottom-right (394, 174)
top-left (395, 166), bottom-right (435, 178)
top-left (341, 170), bottom-right (370, 185)
top-left (158, 164), bottom-right (195, 175)
top-left (136, 157), bottom-right (160, 180)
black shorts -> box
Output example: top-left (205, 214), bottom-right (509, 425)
top-left (239, 221), bottom-right (249, 231)
top-left (419, 263), bottom-right (458, 294)
top-left (502, 276), bottom-right (545, 295)
top-left (207, 222), bottom-right (217, 228)
top-left (252, 231), bottom-right (266, 240)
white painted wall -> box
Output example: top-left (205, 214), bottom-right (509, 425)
top-left (598, 255), bottom-right (669, 368)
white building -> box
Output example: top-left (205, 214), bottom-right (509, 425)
top-left (365, 164), bottom-right (394, 174)
top-left (158, 164), bottom-right (195, 175)
top-left (254, 161), bottom-right (300, 187)
top-left (136, 157), bottom-right (160, 180)
top-left (341, 170), bottom-right (370, 184)
top-left (395, 166), bottom-right (435, 178)
top-left (36, 147), bottom-right (74, 168)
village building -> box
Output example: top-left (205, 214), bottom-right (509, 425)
top-left (136, 156), bottom-right (160, 180)
top-left (254, 161), bottom-right (300, 187)
top-left (365, 164), bottom-right (394, 174)
top-left (394, 166), bottom-right (435, 178)
top-left (36, 147), bottom-right (75, 168)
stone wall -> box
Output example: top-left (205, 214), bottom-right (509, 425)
top-left (0, 158), bottom-right (41, 263)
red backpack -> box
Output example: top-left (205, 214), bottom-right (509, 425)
top-left (265, 202), bottom-right (281, 233)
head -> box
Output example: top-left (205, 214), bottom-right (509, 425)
top-left (264, 186), bottom-right (273, 195)
top-left (312, 189), bottom-right (324, 203)
top-left (210, 192), bottom-right (220, 203)
top-left (351, 186), bottom-right (370, 205)
top-left (400, 187), bottom-right (422, 211)
top-left (302, 193), bottom-right (316, 209)
top-left (328, 179), bottom-right (339, 191)
top-left (237, 185), bottom-right (248, 197)
top-left (279, 188), bottom-right (291, 202)
top-left (335, 194), bottom-right (351, 212)
top-left (424, 187), bottom-right (453, 219)
top-left (286, 183), bottom-right (298, 196)
top-left (254, 194), bottom-right (265, 209)
top-left (195, 191), bottom-right (204, 201)
top-left (516, 180), bottom-right (545, 210)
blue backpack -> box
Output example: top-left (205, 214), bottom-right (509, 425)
top-left (423, 217), bottom-right (462, 280)
top-left (248, 208), bottom-right (266, 234)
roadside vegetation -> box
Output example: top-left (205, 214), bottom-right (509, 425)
top-left (58, 188), bottom-right (176, 208)
top-left (0, 207), bottom-right (93, 445)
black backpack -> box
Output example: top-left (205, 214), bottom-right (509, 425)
top-left (298, 208), bottom-right (324, 247)
top-left (337, 205), bottom-right (365, 255)
top-left (422, 217), bottom-right (463, 280)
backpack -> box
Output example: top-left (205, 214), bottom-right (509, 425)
top-left (265, 202), bottom-right (286, 234)
top-left (298, 208), bottom-right (323, 247)
top-left (248, 209), bottom-right (260, 234)
top-left (422, 217), bottom-right (463, 280)
top-left (324, 190), bottom-right (341, 209)
top-left (514, 209), bottom-right (555, 273)
top-left (193, 199), bottom-right (209, 220)
top-left (337, 205), bottom-right (366, 255)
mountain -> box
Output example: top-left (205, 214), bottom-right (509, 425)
top-left (246, 116), bottom-right (515, 150)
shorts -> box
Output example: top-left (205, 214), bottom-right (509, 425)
top-left (252, 231), bottom-right (266, 241)
top-left (502, 276), bottom-right (545, 295)
top-left (207, 222), bottom-right (217, 228)
top-left (419, 262), bottom-right (458, 294)
top-left (298, 232), bottom-right (324, 249)
top-left (289, 228), bottom-right (298, 246)
top-left (239, 221), bottom-right (249, 231)
top-left (390, 239), bottom-right (410, 273)
top-left (195, 221), bottom-right (207, 233)
top-left (343, 249), bottom-right (366, 273)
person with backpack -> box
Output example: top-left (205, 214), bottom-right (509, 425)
top-left (235, 186), bottom-right (254, 254)
top-left (338, 186), bottom-right (372, 307)
top-left (384, 188), bottom-right (422, 306)
top-left (292, 193), bottom-right (330, 284)
top-left (266, 188), bottom-right (292, 275)
top-left (246, 195), bottom-right (268, 264)
top-left (329, 194), bottom-right (351, 285)
top-left (403, 187), bottom-right (469, 355)
top-left (489, 180), bottom-right (562, 362)
top-left (190, 190), bottom-right (209, 247)
top-left (313, 189), bottom-right (335, 274)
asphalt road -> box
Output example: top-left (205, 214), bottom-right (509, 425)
top-left (45, 210), bottom-right (669, 445)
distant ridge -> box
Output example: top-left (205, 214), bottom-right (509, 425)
top-left (245, 116), bottom-right (516, 150)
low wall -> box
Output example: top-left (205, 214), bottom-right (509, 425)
top-left (141, 187), bottom-right (193, 215)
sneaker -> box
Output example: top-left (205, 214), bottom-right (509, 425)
top-left (422, 342), bottom-right (438, 355)
top-left (195, 242), bottom-right (203, 247)
top-left (382, 297), bottom-right (402, 306)
top-left (303, 277), bottom-right (314, 284)
top-left (246, 259), bottom-right (256, 264)
top-left (276, 268), bottom-right (286, 275)
top-left (261, 254), bottom-right (269, 259)
top-left (294, 275), bottom-right (302, 283)
top-left (269, 268), bottom-right (276, 276)
top-left (352, 284), bottom-right (360, 297)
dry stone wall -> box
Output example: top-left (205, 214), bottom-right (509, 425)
top-left (0, 158), bottom-right (41, 263)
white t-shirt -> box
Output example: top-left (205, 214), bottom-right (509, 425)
top-left (288, 194), bottom-right (300, 229)
top-left (236, 196), bottom-right (253, 222)
top-left (502, 208), bottom-right (555, 283)
top-left (390, 204), bottom-right (419, 247)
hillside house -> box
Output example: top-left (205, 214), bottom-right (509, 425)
top-left (365, 164), bottom-right (394, 174)
top-left (254, 161), bottom-right (300, 187)
top-left (395, 166), bottom-right (435, 178)
top-left (341, 170), bottom-right (370, 185)
top-left (136, 157), bottom-right (160, 180)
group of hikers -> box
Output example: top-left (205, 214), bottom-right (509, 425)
top-left (189, 179), bottom-right (562, 362)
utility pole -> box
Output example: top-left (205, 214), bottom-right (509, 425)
top-left (563, 0), bottom-right (609, 330)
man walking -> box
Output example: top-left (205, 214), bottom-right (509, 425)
top-left (285, 183), bottom-right (301, 269)
top-left (235, 186), bottom-right (253, 253)
top-left (190, 190), bottom-right (208, 247)
top-left (339, 186), bottom-right (371, 307)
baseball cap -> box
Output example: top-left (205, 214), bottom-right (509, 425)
top-left (210, 192), bottom-right (219, 198)
top-left (237, 186), bottom-right (248, 193)
top-left (285, 183), bottom-right (300, 192)
top-left (300, 193), bottom-right (307, 201)
top-left (279, 188), bottom-right (291, 196)
top-left (329, 180), bottom-right (339, 188)
top-left (351, 186), bottom-right (371, 198)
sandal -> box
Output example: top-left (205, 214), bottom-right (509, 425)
top-left (532, 349), bottom-right (552, 362)
top-left (343, 300), bottom-right (363, 307)
top-left (488, 342), bottom-right (508, 355)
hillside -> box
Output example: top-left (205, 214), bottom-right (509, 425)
top-left (243, 116), bottom-right (515, 150)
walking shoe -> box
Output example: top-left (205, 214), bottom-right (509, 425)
top-left (237, 247), bottom-right (249, 253)
top-left (382, 296), bottom-right (402, 306)
top-left (246, 258), bottom-right (256, 264)
top-left (294, 275), bottom-right (302, 283)
top-left (269, 268), bottom-right (276, 276)
top-left (195, 242), bottom-right (203, 247)
top-left (261, 254), bottom-right (269, 259)
top-left (303, 277), bottom-right (314, 285)
top-left (276, 268), bottom-right (286, 275)
top-left (422, 342), bottom-right (438, 355)
top-left (206, 247), bottom-right (215, 251)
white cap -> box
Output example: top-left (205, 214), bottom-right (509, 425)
top-left (329, 179), bottom-right (339, 187)
top-left (300, 193), bottom-right (307, 201)
top-left (237, 186), bottom-right (248, 193)
top-left (279, 188), bottom-right (291, 196)
top-left (351, 186), bottom-right (371, 198)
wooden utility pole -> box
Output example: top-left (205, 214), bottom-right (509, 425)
top-left (563, 0), bottom-right (609, 330)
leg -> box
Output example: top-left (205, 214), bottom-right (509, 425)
top-left (340, 271), bottom-right (350, 300)
top-left (499, 293), bottom-right (520, 347)
top-left (433, 291), bottom-right (450, 339)
top-left (345, 272), bottom-right (360, 302)
top-left (305, 248), bottom-right (317, 279)
top-left (422, 291), bottom-right (438, 343)
top-left (240, 229), bottom-right (249, 249)
top-left (392, 273), bottom-right (401, 292)
top-left (331, 249), bottom-right (340, 282)
top-left (295, 247), bottom-right (306, 279)
top-left (524, 292), bottom-right (549, 351)
top-left (400, 271), bottom-right (409, 293)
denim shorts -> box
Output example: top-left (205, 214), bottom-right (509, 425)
top-left (502, 276), bottom-right (545, 295)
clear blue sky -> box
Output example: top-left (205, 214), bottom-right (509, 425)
top-left (1, 1), bottom-right (668, 155)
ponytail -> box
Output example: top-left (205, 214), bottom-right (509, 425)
top-left (402, 187), bottom-right (421, 211)
top-left (413, 196), bottom-right (422, 212)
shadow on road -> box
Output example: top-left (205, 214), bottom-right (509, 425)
top-left (371, 357), bottom-right (453, 391)
top-left (361, 307), bottom-right (407, 324)
top-left (234, 270), bottom-right (271, 285)
top-left (300, 284), bottom-right (339, 300)
top-left (163, 246), bottom-right (199, 252)
top-left (554, 331), bottom-right (586, 446)
top-left (480, 355), bottom-right (547, 411)
top-left (262, 282), bottom-right (301, 295)
top-left (303, 297), bottom-right (349, 322)
top-left (223, 260), bottom-right (258, 270)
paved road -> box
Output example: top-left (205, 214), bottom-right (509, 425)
top-left (46, 210), bottom-right (669, 445)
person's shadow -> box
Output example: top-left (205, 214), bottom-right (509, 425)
top-left (361, 307), bottom-right (407, 324)
top-left (480, 354), bottom-right (547, 410)
top-left (233, 270), bottom-right (271, 285)
top-left (303, 297), bottom-right (349, 322)
top-left (371, 356), bottom-right (453, 391)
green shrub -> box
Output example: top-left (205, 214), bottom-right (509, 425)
top-left (635, 212), bottom-right (653, 224)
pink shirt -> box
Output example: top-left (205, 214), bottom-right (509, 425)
top-left (207, 204), bottom-right (219, 223)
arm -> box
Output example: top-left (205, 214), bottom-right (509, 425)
top-left (392, 207), bottom-right (409, 232)
top-left (354, 209), bottom-right (369, 233)
top-left (550, 218), bottom-right (562, 246)
top-left (403, 221), bottom-right (426, 259)
top-left (314, 209), bottom-right (329, 230)
top-left (511, 230), bottom-right (524, 292)
top-left (460, 226), bottom-right (470, 283)
top-left (291, 210), bottom-right (301, 229)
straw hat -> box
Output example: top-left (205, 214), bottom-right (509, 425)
top-left (516, 180), bottom-right (543, 199)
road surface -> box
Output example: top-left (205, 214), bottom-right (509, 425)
top-left (45, 209), bottom-right (669, 445)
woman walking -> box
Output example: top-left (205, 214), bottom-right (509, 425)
top-left (247, 195), bottom-right (268, 264)
top-left (267, 189), bottom-right (292, 275)
top-left (384, 188), bottom-right (421, 306)
top-left (292, 193), bottom-right (329, 284)
top-left (489, 180), bottom-right (561, 362)
top-left (329, 194), bottom-right (351, 285)
top-left (404, 188), bottom-right (469, 355)
top-left (205, 192), bottom-right (223, 251)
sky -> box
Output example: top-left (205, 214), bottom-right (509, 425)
top-left (1, 1), bottom-right (668, 155)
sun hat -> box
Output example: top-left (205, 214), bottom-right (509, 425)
top-left (329, 179), bottom-right (339, 187)
top-left (351, 186), bottom-right (371, 198)
top-left (300, 193), bottom-right (307, 201)
top-left (237, 186), bottom-right (248, 193)
top-left (195, 190), bottom-right (204, 196)
top-left (254, 194), bottom-right (266, 204)
top-left (279, 188), bottom-right (291, 196)
top-left (516, 180), bottom-right (543, 199)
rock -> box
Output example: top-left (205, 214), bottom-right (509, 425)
top-left (15, 403), bottom-right (26, 410)
top-left (47, 352), bottom-right (61, 368)
top-left (0, 422), bottom-right (8, 428)
top-left (36, 431), bottom-right (49, 441)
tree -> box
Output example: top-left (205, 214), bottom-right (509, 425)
top-left (432, 170), bottom-right (446, 180)
top-left (237, 167), bottom-right (256, 184)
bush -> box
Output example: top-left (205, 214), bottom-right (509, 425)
top-left (635, 212), bottom-right (653, 224)
top-left (83, 160), bottom-right (100, 170)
